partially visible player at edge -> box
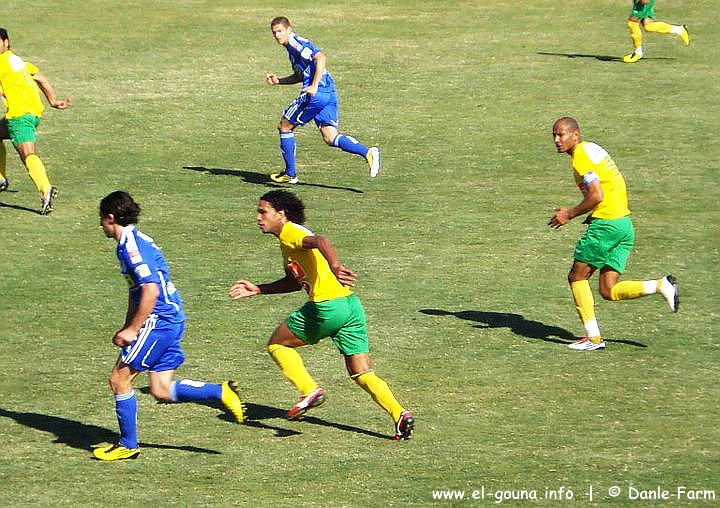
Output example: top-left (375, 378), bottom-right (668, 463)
top-left (265, 16), bottom-right (380, 184)
top-left (93, 191), bottom-right (245, 461)
top-left (0, 27), bottom-right (71, 214)
top-left (229, 190), bottom-right (413, 440)
top-left (548, 117), bottom-right (679, 352)
top-left (623, 0), bottom-right (689, 64)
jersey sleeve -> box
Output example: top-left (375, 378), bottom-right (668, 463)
top-left (25, 61), bottom-right (39, 75)
top-left (572, 144), bottom-right (597, 179)
top-left (119, 238), bottom-right (160, 286)
top-left (280, 222), bottom-right (310, 250)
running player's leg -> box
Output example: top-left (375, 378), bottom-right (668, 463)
top-left (267, 321), bottom-right (318, 396)
top-left (643, 18), bottom-right (690, 45)
top-left (316, 96), bottom-right (380, 176)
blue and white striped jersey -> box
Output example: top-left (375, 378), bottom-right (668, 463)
top-left (286, 32), bottom-right (336, 93)
top-left (116, 225), bottom-right (185, 324)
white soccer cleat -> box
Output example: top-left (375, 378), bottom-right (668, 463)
top-left (367, 147), bottom-right (380, 177)
top-left (659, 275), bottom-right (679, 313)
top-left (567, 337), bottom-right (606, 351)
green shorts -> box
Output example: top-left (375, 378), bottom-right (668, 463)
top-left (631, 0), bottom-right (655, 19)
top-left (573, 216), bottom-right (635, 273)
top-left (2, 114), bottom-right (40, 145)
top-left (286, 294), bottom-right (370, 356)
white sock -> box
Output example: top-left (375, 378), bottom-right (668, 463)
top-left (583, 319), bottom-right (601, 339)
top-left (643, 280), bottom-right (658, 295)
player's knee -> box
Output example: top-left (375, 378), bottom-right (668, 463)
top-left (599, 288), bottom-right (614, 301)
top-left (149, 386), bottom-right (172, 403)
top-left (108, 373), bottom-right (129, 395)
top-left (567, 272), bottom-right (582, 284)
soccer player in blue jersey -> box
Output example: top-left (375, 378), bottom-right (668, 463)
top-left (93, 191), bottom-right (245, 461)
top-left (265, 16), bottom-right (380, 184)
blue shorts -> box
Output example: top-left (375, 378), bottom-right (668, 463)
top-left (283, 91), bottom-right (339, 128)
top-left (120, 314), bottom-right (186, 372)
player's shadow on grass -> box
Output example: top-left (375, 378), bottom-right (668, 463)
top-left (0, 194), bottom-right (43, 215)
top-left (135, 388), bottom-right (386, 439)
top-left (244, 402), bottom-right (390, 440)
top-left (537, 51), bottom-right (675, 62)
top-left (0, 407), bottom-right (221, 454)
top-left (419, 309), bottom-right (647, 348)
top-left (183, 166), bottom-right (364, 193)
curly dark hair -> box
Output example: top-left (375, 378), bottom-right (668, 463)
top-left (260, 190), bottom-right (305, 224)
top-left (100, 191), bottom-right (141, 226)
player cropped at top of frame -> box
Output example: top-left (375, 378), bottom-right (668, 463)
top-left (548, 117), bottom-right (679, 352)
top-left (93, 191), bottom-right (245, 461)
top-left (229, 190), bottom-right (414, 440)
top-left (0, 27), bottom-right (71, 215)
top-left (622, 0), bottom-right (689, 64)
top-left (265, 16), bottom-right (380, 184)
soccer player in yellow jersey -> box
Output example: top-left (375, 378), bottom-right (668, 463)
top-left (548, 117), bottom-right (679, 351)
top-left (0, 27), bottom-right (71, 214)
top-left (229, 190), bottom-right (414, 439)
top-left (623, 0), bottom-right (689, 64)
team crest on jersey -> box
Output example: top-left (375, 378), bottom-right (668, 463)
top-left (287, 260), bottom-right (306, 281)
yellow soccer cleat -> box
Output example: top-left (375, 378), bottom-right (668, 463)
top-left (92, 443), bottom-right (140, 461)
top-left (270, 172), bottom-right (299, 184)
top-left (623, 52), bottom-right (643, 64)
top-left (680, 25), bottom-right (690, 46)
top-left (221, 380), bottom-right (246, 423)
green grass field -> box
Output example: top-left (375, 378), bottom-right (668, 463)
top-left (1, 1), bottom-right (718, 506)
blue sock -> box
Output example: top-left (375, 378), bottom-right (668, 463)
top-left (279, 131), bottom-right (297, 177)
top-left (115, 391), bottom-right (138, 449)
top-left (170, 380), bottom-right (222, 402)
top-left (332, 134), bottom-right (369, 158)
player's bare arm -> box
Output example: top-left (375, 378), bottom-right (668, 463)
top-left (114, 283), bottom-right (159, 346)
top-left (303, 235), bottom-right (357, 287)
top-left (304, 52), bottom-right (326, 96)
top-left (548, 180), bottom-right (604, 229)
top-left (32, 72), bottom-right (71, 109)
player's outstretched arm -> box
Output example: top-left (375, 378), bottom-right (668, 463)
top-left (229, 280), bottom-right (261, 299)
top-left (32, 72), bottom-right (71, 109)
top-left (266, 70), bottom-right (302, 86)
top-left (230, 274), bottom-right (302, 299)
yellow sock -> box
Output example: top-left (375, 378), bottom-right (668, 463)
top-left (0, 142), bottom-right (7, 180)
top-left (267, 344), bottom-right (318, 396)
top-left (353, 371), bottom-right (404, 422)
top-left (570, 280), bottom-right (601, 339)
top-left (24, 154), bottom-right (51, 195)
top-left (644, 21), bottom-right (673, 35)
top-left (570, 280), bottom-right (596, 324)
top-left (627, 20), bottom-right (643, 49)
top-left (609, 280), bottom-right (648, 301)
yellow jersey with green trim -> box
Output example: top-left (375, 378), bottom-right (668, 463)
top-left (0, 50), bottom-right (43, 119)
top-left (279, 221), bottom-right (352, 302)
top-left (571, 141), bottom-right (630, 220)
